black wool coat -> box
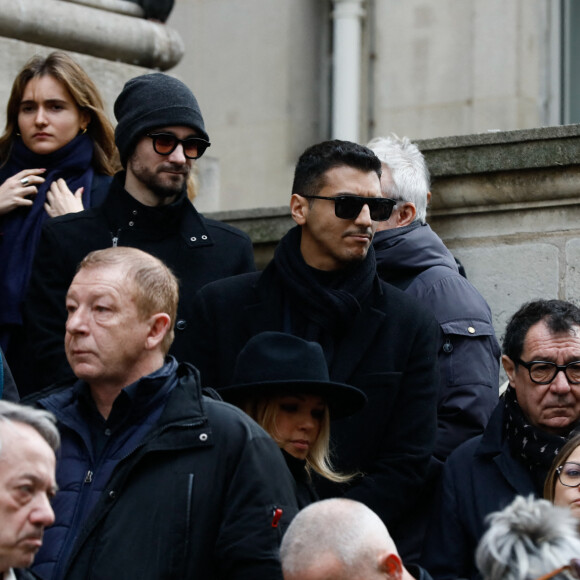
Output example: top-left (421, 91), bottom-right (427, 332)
top-left (187, 262), bottom-right (440, 533)
top-left (21, 172), bottom-right (255, 394)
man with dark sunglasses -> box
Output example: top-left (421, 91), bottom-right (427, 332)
top-left (188, 139), bottom-right (440, 542)
top-left (20, 73), bottom-right (256, 394)
top-left (423, 299), bottom-right (580, 580)
top-left (367, 134), bottom-right (501, 561)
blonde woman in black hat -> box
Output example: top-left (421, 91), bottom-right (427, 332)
top-left (221, 331), bottom-right (367, 508)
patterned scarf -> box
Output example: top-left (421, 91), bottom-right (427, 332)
top-left (503, 386), bottom-right (580, 487)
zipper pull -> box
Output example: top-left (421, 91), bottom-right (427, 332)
top-left (84, 470), bottom-right (93, 484)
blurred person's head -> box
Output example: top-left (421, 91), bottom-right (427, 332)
top-left (476, 495), bottom-right (580, 580)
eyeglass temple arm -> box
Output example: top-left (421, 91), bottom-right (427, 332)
top-left (535, 565), bottom-right (570, 580)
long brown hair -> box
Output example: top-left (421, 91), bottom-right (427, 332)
top-left (0, 52), bottom-right (118, 174)
top-left (544, 433), bottom-right (580, 501)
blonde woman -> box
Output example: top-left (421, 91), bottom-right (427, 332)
top-left (221, 332), bottom-right (367, 507)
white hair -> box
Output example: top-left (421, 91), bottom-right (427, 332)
top-left (280, 498), bottom-right (396, 576)
top-left (0, 400), bottom-right (60, 456)
top-left (476, 495), bottom-right (580, 580)
top-left (367, 133), bottom-right (430, 223)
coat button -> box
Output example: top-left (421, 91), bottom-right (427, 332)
top-left (109, 490), bottom-right (116, 500)
top-left (201, 235), bottom-right (208, 240)
top-left (199, 433), bottom-right (208, 441)
top-left (190, 236), bottom-right (197, 242)
top-left (129, 221), bottom-right (134, 227)
top-left (176, 320), bottom-right (187, 331)
top-left (468, 326), bottom-right (476, 334)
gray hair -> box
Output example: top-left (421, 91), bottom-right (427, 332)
top-left (0, 400), bottom-right (60, 456)
top-left (280, 498), bottom-right (396, 576)
top-left (367, 133), bottom-right (430, 223)
top-left (476, 495), bottom-right (580, 580)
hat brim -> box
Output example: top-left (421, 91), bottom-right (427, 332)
top-left (219, 379), bottom-right (367, 420)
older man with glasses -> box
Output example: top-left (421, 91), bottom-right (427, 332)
top-left (21, 72), bottom-right (256, 395)
top-left (422, 299), bottom-right (580, 580)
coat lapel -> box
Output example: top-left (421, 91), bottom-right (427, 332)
top-left (330, 305), bottom-right (386, 383)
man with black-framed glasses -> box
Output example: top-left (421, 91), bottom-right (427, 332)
top-left (423, 299), bottom-right (580, 580)
top-left (188, 139), bottom-right (440, 541)
top-left (20, 72), bottom-right (255, 394)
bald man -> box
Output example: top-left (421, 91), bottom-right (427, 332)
top-left (280, 499), bottom-right (433, 580)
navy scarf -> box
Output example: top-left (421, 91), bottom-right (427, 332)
top-left (0, 134), bottom-right (95, 333)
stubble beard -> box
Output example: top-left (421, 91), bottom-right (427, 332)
top-left (137, 163), bottom-right (190, 200)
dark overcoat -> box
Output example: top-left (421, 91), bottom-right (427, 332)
top-left (188, 262), bottom-right (439, 532)
top-left (421, 402), bottom-right (539, 580)
top-left (22, 172), bottom-right (255, 394)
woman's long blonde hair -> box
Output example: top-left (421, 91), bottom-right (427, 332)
top-left (243, 395), bottom-right (353, 483)
top-left (0, 51), bottom-right (118, 174)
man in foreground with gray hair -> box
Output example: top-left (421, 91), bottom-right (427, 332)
top-left (280, 498), bottom-right (433, 580)
top-left (0, 400), bottom-right (59, 580)
top-left (367, 134), bottom-right (500, 559)
top-left (476, 495), bottom-right (580, 580)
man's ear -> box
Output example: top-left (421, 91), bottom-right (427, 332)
top-left (378, 553), bottom-right (403, 580)
top-left (427, 191), bottom-right (432, 205)
top-left (145, 313), bottom-right (171, 350)
top-left (395, 202), bottom-right (416, 227)
top-left (290, 193), bottom-right (308, 226)
top-left (502, 355), bottom-right (516, 385)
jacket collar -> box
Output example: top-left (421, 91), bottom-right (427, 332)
top-left (102, 172), bottom-right (215, 248)
top-left (476, 399), bottom-right (539, 495)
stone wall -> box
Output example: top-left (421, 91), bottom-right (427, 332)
top-left (209, 124), bottom-right (580, 345)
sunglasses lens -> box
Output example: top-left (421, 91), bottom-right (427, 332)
top-left (182, 139), bottom-right (208, 159)
top-left (334, 197), bottom-right (363, 220)
top-left (368, 199), bottom-right (395, 221)
top-left (334, 197), bottom-right (395, 221)
top-left (153, 135), bottom-right (177, 154)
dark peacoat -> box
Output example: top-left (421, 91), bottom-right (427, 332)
top-left (421, 401), bottom-right (539, 580)
top-left (188, 261), bottom-right (439, 533)
top-left (21, 172), bottom-right (255, 395)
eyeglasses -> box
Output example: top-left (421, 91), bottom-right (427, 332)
top-left (556, 462), bottom-right (580, 488)
top-left (516, 358), bottom-right (580, 385)
top-left (146, 133), bottom-right (211, 160)
top-left (298, 194), bottom-right (397, 221)
top-left (535, 559), bottom-right (580, 580)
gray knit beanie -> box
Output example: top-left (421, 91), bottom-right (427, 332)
top-left (114, 72), bottom-right (209, 166)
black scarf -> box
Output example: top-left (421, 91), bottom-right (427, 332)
top-left (272, 225), bottom-right (378, 359)
top-left (504, 386), bottom-right (580, 488)
top-left (0, 134), bottom-right (94, 332)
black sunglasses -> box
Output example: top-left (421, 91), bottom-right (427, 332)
top-left (299, 194), bottom-right (397, 221)
top-left (147, 133), bottom-right (211, 160)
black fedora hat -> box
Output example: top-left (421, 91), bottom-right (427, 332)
top-left (220, 332), bottom-right (367, 419)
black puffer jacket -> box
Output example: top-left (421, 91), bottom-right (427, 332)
top-left (22, 172), bottom-right (255, 395)
top-left (30, 362), bottom-right (298, 580)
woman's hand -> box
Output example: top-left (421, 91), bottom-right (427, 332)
top-left (0, 168), bottom-right (46, 215)
top-left (44, 178), bottom-right (84, 217)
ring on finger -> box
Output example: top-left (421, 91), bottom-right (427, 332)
top-left (20, 177), bottom-right (29, 186)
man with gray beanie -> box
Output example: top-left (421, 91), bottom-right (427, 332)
top-left (21, 73), bottom-right (255, 394)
